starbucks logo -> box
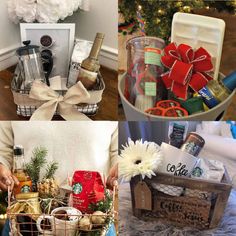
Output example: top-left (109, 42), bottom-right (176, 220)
top-left (192, 167), bottom-right (203, 177)
top-left (21, 185), bottom-right (31, 193)
top-left (73, 183), bottom-right (83, 194)
top-left (184, 141), bottom-right (198, 154)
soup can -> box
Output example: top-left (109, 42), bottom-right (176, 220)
top-left (180, 132), bottom-right (205, 157)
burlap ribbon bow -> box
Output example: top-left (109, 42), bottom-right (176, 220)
top-left (29, 80), bottom-right (91, 120)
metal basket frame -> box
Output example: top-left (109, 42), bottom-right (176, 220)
top-left (11, 65), bottom-right (105, 117)
top-left (7, 186), bottom-right (117, 236)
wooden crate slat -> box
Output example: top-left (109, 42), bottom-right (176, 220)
top-left (130, 171), bottom-right (232, 230)
top-left (154, 195), bottom-right (211, 229)
top-left (209, 189), bottom-right (232, 228)
top-left (145, 173), bottom-right (232, 192)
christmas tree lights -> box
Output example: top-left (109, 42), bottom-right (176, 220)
top-left (119, 0), bottom-right (236, 41)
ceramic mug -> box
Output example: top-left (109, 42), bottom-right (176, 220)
top-left (36, 207), bottom-right (82, 236)
top-left (159, 142), bottom-right (199, 176)
top-left (152, 142), bottom-right (199, 196)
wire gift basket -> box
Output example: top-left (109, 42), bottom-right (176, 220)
top-left (11, 63), bottom-right (105, 118)
top-left (7, 185), bottom-right (117, 236)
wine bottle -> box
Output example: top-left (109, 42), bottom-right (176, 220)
top-left (77, 33), bottom-right (105, 90)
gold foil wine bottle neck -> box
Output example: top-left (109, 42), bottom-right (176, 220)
top-left (90, 33), bottom-right (105, 59)
top-left (81, 33), bottom-right (105, 72)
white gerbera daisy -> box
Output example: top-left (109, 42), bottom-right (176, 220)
top-left (119, 139), bottom-right (163, 182)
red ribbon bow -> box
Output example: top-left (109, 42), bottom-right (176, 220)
top-left (161, 43), bottom-right (213, 100)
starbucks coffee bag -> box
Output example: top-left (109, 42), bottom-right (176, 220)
top-left (72, 171), bottom-right (105, 213)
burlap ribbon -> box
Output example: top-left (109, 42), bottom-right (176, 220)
top-left (29, 80), bottom-right (91, 121)
top-left (9, 199), bottom-right (41, 221)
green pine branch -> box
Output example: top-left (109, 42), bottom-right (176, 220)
top-left (43, 161), bottom-right (59, 180)
top-left (25, 147), bottom-right (59, 192)
top-left (89, 190), bottom-right (112, 213)
top-left (25, 147), bottom-right (48, 189)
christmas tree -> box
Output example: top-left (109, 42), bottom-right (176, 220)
top-left (119, 0), bottom-right (236, 41)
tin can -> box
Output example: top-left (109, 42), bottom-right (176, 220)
top-left (222, 71), bottom-right (236, 92)
top-left (208, 80), bottom-right (230, 102)
top-left (180, 132), bottom-right (205, 157)
top-left (198, 86), bottom-right (219, 108)
top-left (198, 80), bottom-right (230, 108)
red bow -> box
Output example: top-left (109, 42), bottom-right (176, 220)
top-left (161, 43), bottom-right (213, 100)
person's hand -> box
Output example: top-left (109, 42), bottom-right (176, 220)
top-left (106, 163), bottom-right (118, 190)
top-left (0, 163), bottom-right (19, 191)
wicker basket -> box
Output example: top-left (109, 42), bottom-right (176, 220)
top-left (11, 65), bottom-right (105, 118)
top-left (130, 172), bottom-right (232, 229)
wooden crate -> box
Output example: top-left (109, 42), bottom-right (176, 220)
top-left (130, 172), bottom-right (232, 229)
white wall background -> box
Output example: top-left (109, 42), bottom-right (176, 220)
top-left (65, 0), bottom-right (118, 69)
top-left (66, 0), bottom-right (118, 50)
top-left (0, 1), bottom-right (20, 49)
top-left (0, 1), bottom-right (21, 70)
top-left (0, 0), bottom-right (118, 70)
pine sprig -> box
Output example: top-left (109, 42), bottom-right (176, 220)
top-left (89, 190), bottom-right (112, 213)
top-left (25, 147), bottom-right (48, 190)
top-left (43, 161), bottom-right (59, 180)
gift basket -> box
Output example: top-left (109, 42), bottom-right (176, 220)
top-left (11, 65), bottom-right (105, 118)
top-left (119, 13), bottom-right (236, 121)
top-left (7, 187), bottom-right (116, 236)
top-left (119, 123), bottom-right (233, 229)
top-left (129, 172), bottom-right (231, 229)
top-left (7, 146), bottom-right (117, 236)
top-left (11, 30), bottom-right (105, 120)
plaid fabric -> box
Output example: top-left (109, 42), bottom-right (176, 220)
top-left (12, 64), bottom-right (103, 118)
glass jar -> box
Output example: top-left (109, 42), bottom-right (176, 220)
top-left (15, 192), bottom-right (41, 213)
top-left (125, 36), bottom-right (166, 111)
top-left (14, 192), bottom-right (41, 236)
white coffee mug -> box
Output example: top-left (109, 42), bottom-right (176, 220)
top-left (37, 207), bottom-right (82, 236)
top-left (152, 142), bottom-right (199, 196)
top-left (159, 142), bottom-right (198, 176)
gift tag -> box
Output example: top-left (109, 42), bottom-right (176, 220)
top-left (145, 47), bottom-right (162, 66)
top-left (134, 181), bottom-right (152, 210)
top-left (145, 82), bottom-right (156, 96)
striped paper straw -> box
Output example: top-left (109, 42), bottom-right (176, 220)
top-left (137, 10), bottom-right (145, 35)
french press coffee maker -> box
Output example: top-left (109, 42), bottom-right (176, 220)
top-left (16, 41), bottom-right (47, 90)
